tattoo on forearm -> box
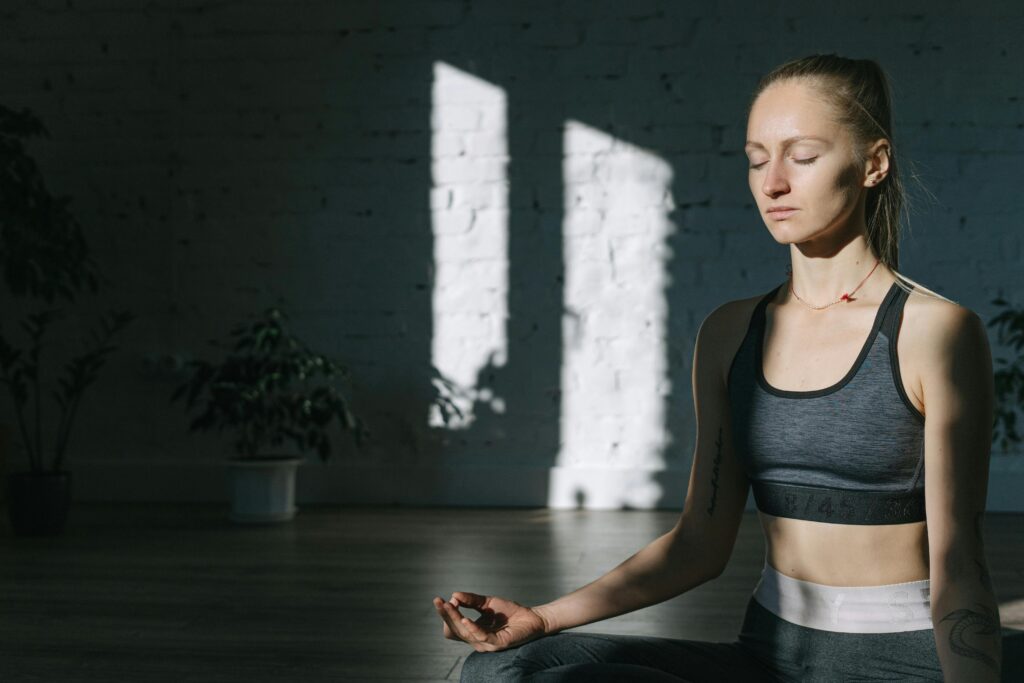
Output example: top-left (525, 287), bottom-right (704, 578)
top-left (940, 602), bottom-right (1000, 673)
top-left (706, 427), bottom-right (722, 516)
top-left (973, 511), bottom-right (995, 591)
top-left (976, 559), bottom-right (994, 592)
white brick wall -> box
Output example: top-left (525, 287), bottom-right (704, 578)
top-left (0, 1), bottom-right (1021, 509)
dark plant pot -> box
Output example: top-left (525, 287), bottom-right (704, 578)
top-left (7, 471), bottom-right (71, 536)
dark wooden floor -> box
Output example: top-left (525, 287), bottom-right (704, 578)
top-left (0, 504), bottom-right (1021, 682)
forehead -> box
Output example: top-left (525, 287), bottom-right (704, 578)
top-left (745, 79), bottom-right (840, 146)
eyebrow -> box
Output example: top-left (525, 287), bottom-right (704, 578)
top-left (744, 135), bottom-right (829, 150)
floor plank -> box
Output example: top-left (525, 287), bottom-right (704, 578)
top-left (0, 504), bottom-right (1020, 681)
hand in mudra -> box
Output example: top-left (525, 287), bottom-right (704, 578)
top-left (432, 591), bottom-right (549, 652)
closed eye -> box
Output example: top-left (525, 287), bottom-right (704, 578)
top-left (748, 157), bottom-right (818, 170)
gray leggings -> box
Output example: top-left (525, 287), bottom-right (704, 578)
top-left (459, 595), bottom-right (944, 682)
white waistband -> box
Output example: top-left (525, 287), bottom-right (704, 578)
top-left (752, 560), bottom-right (933, 633)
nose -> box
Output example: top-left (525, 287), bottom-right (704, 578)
top-left (761, 160), bottom-right (790, 198)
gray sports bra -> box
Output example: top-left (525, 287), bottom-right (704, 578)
top-left (727, 280), bottom-right (926, 525)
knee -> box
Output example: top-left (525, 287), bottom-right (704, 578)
top-left (459, 637), bottom-right (564, 682)
top-left (459, 649), bottom-right (505, 682)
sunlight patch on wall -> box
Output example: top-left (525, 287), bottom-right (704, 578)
top-left (428, 62), bottom-right (509, 429)
top-left (554, 120), bottom-right (675, 507)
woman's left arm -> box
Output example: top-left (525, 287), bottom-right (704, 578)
top-left (921, 304), bottom-right (1002, 682)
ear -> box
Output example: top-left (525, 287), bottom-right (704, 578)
top-left (863, 139), bottom-right (891, 188)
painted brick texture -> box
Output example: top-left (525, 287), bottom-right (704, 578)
top-left (0, 1), bottom-right (1020, 507)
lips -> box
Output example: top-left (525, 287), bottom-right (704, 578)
top-left (767, 207), bottom-right (798, 219)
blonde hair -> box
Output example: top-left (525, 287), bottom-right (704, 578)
top-left (750, 54), bottom-right (955, 305)
top-left (891, 271), bottom-right (956, 305)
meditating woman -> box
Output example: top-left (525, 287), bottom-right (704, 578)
top-left (433, 53), bottom-right (1003, 682)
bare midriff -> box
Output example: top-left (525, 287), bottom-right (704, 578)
top-left (760, 512), bottom-right (930, 586)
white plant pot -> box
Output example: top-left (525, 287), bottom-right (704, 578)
top-left (226, 456), bottom-right (304, 523)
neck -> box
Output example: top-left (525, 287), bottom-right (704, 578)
top-left (786, 239), bottom-right (884, 303)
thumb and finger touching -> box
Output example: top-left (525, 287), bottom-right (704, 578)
top-left (433, 593), bottom-right (546, 653)
top-left (450, 591), bottom-right (485, 609)
top-left (435, 593), bottom-right (504, 635)
top-left (434, 595), bottom-right (493, 647)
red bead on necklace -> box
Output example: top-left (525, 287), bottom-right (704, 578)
top-left (787, 259), bottom-right (881, 310)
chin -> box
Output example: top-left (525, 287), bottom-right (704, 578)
top-left (763, 222), bottom-right (809, 245)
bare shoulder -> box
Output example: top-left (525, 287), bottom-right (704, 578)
top-left (699, 289), bottom-right (772, 386)
top-left (902, 285), bottom-right (985, 354)
top-left (900, 284), bottom-right (990, 408)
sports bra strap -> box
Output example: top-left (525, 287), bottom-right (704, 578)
top-left (880, 281), bottom-right (913, 339)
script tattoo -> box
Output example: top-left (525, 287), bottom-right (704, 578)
top-left (706, 427), bottom-right (723, 516)
top-left (976, 559), bottom-right (993, 592)
top-left (974, 511), bottom-right (994, 592)
top-left (940, 602), bottom-right (1000, 673)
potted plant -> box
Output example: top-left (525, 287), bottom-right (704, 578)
top-left (172, 307), bottom-right (370, 523)
top-left (0, 103), bottom-right (133, 536)
top-left (0, 311), bottom-right (132, 534)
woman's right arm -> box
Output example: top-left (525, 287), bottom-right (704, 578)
top-left (532, 302), bottom-right (753, 635)
top-left (433, 303), bottom-right (754, 649)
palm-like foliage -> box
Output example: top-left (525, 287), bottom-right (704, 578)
top-left (0, 310), bottom-right (133, 472)
top-left (0, 103), bottom-right (132, 473)
top-left (172, 308), bottom-right (369, 461)
top-left (989, 296), bottom-right (1024, 453)
top-left (0, 104), bottom-right (99, 302)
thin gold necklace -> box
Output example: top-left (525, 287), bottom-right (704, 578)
top-left (786, 259), bottom-right (881, 310)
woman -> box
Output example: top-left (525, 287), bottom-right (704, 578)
top-left (433, 54), bottom-right (1003, 682)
